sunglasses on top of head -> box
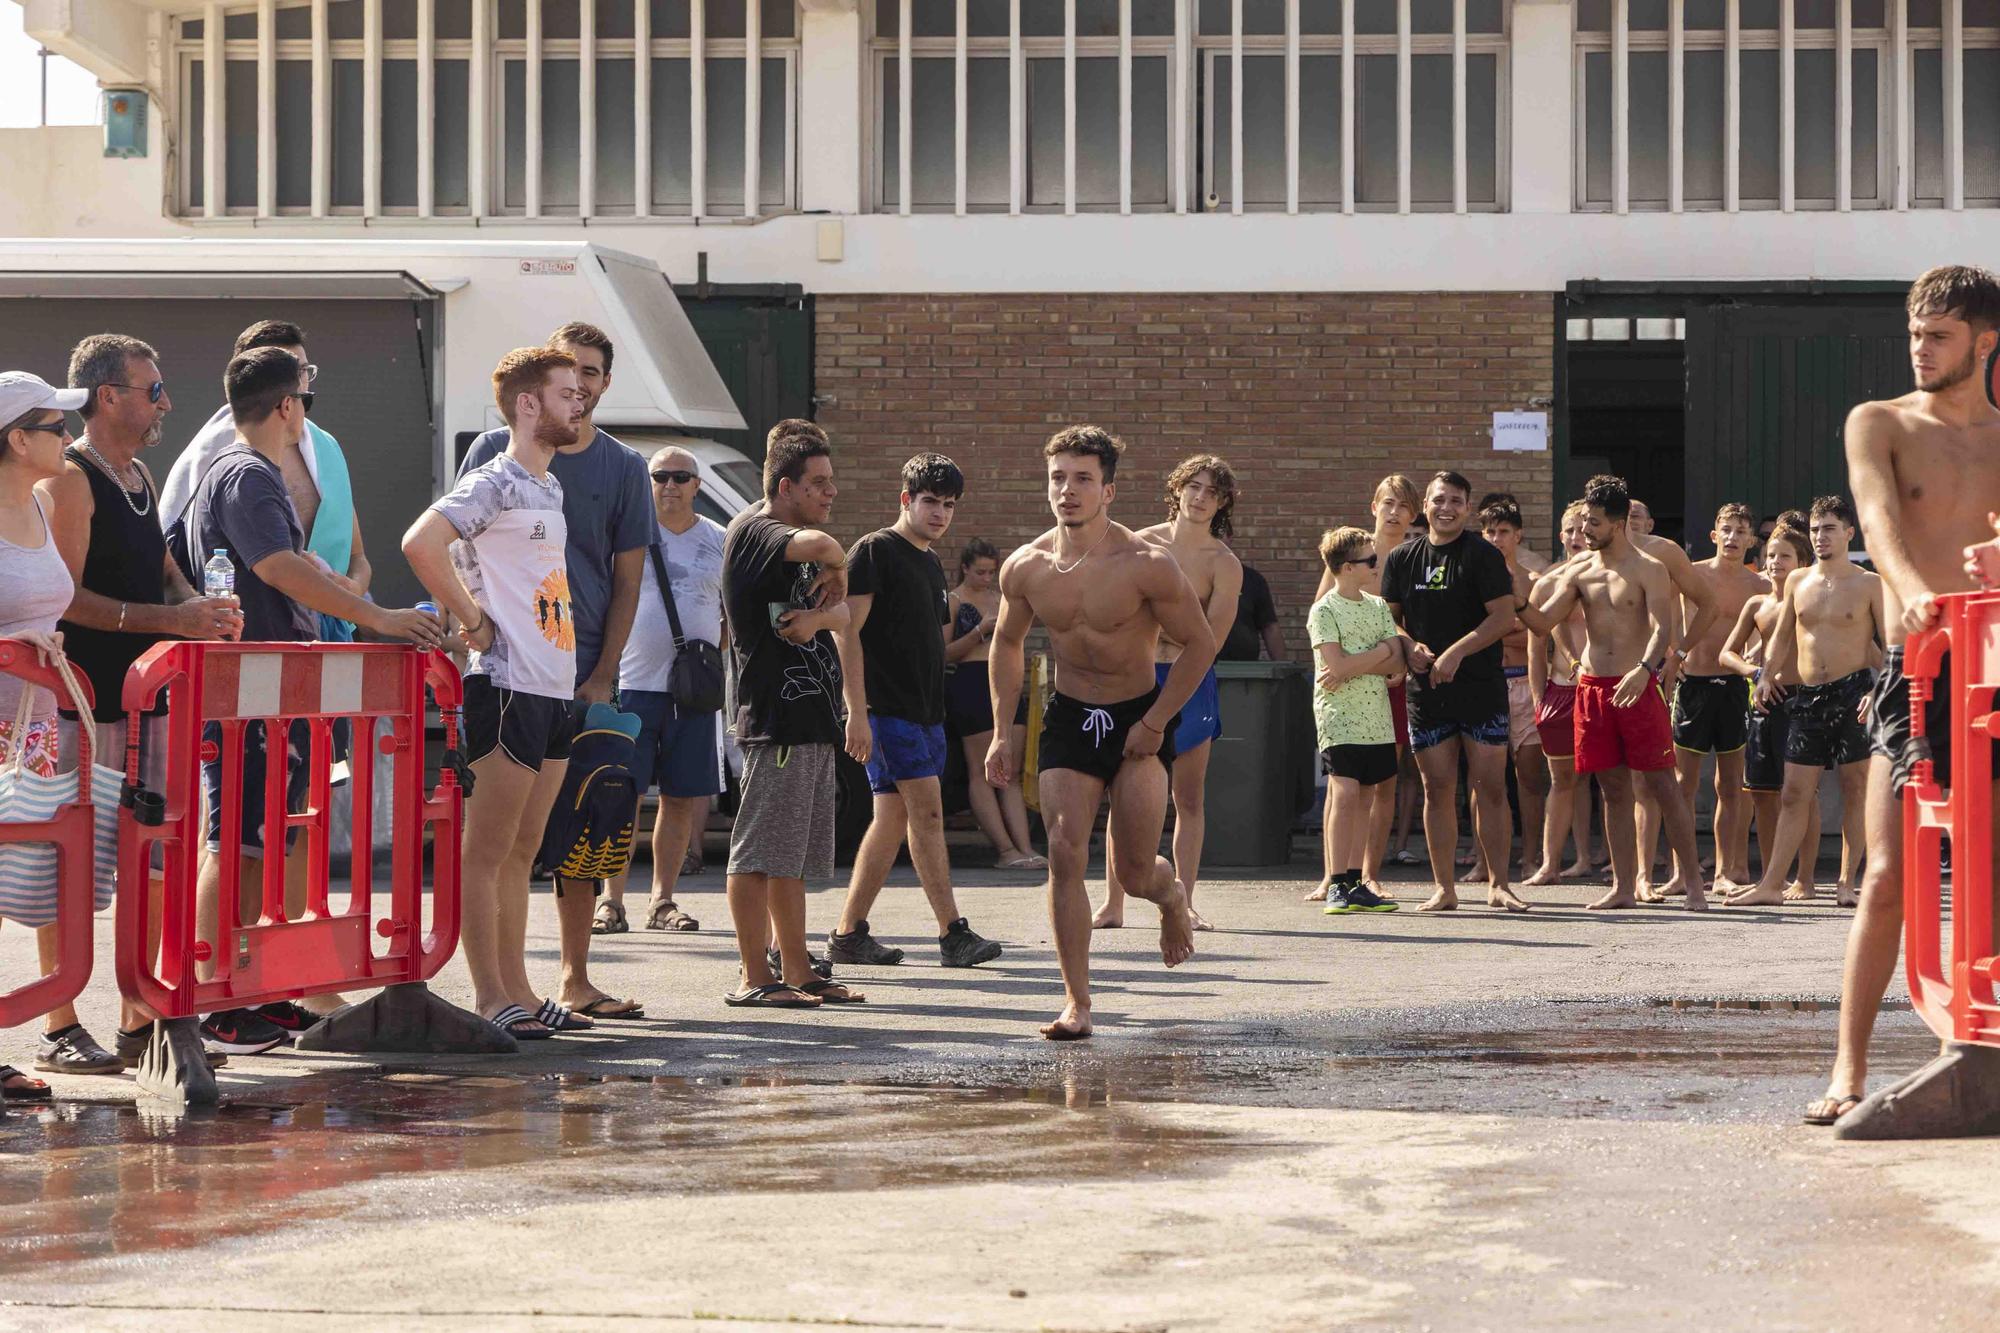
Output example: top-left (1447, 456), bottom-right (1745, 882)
top-left (650, 468), bottom-right (697, 485)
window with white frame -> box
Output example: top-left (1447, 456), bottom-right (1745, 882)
top-left (1576, 0), bottom-right (2000, 212)
top-left (175, 0), bottom-right (799, 220)
top-left (869, 0), bottom-right (1511, 214)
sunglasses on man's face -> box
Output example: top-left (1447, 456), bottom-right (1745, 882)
top-left (288, 391), bottom-right (315, 415)
top-left (110, 380), bottom-right (166, 404)
top-left (651, 469), bottom-right (697, 486)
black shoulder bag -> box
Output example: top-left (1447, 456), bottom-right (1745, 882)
top-left (649, 543), bottom-right (726, 713)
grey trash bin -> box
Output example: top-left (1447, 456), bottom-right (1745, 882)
top-left (1203, 660), bottom-right (1315, 867)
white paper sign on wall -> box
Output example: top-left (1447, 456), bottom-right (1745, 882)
top-left (1492, 411), bottom-right (1549, 452)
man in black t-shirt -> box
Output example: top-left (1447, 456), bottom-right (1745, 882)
top-left (826, 455), bottom-right (1003, 969)
top-left (1218, 563), bottom-right (1285, 660)
top-left (1379, 469), bottom-right (1528, 914)
top-left (718, 420), bottom-right (864, 1008)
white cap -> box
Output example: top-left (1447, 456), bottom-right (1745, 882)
top-left (0, 371), bottom-right (87, 423)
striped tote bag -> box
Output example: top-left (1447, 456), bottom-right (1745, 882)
top-left (0, 657), bottom-right (120, 928)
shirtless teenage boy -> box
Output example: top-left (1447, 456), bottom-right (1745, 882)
top-left (1480, 497), bottom-right (1549, 880)
top-left (1809, 264), bottom-right (2000, 1126)
top-left (1524, 500), bottom-right (1596, 885)
top-left (1725, 497), bottom-right (1883, 908)
top-left (1097, 455), bottom-right (1242, 932)
top-left (1718, 524), bottom-right (1824, 901)
top-left (1672, 503), bottom-right (1769, 890)
top-left (986, 426), bottom-right (1209, 1040)
top-left (1521, 475), bottom-right (1709, 912)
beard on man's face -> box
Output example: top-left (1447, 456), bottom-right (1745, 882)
top-left (1918, 345), bottom-right (1978, 393)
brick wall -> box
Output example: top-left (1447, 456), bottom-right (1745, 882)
top-left (815, 292), bottom-right (1555, 644)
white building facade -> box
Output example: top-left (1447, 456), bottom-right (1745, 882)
top-left (8, 0), bottom-right (1992, 613)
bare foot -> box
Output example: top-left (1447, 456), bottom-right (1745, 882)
top-left (1463, 862), bottom-right (1491, 884)
top-left (1684, 884), bottom-right (1710, 912)
top-left (1487, 886), bottom-right (1531, 913)
top-left (1365, 880), bottom-right (1396, 901)
top-left (1040, 1004), bottom-right (1093, 1041)
top-left (1586, 887), bottom-right (1640, 910)
top-left (1723, 882), bottom-right (1789, 907)
top-left (1090, 902), bottom-right (1124, 930)
top-left (1656, 876), bottom-right (1689, 898)
top-left (1187, 905), bottom-right (1216, 932)
top-left (1783, 880), bottom-right (1815, 902)
top-left (1558, 860), bottom-right (1594, 881)
top-left (1415, 891), bottom-right (1459, 913)
top-left (1836, 883), bottom-right (1860, 908)
top-left (1156, 881), bottom-right (1196, 967)
top-left (1304, 881), bottom-right (1330, 902)
top-left (1711, 874), bottom-right (1742, 896)
top-left (1634, 886), bottom-right (1669, 904)
top-left (1523, 862), bottom-right (1562, 887)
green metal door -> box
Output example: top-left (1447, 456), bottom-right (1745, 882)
top-left (1683, 299), bottom-right (1910, 531)
top-left (678, 289), bottom-right (814, 461)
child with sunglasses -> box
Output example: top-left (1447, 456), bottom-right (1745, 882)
top-left (1308, 526), bottom-right (1413, 914)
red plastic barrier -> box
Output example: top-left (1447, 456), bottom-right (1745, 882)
top-left (1902, 591), bottom-right (2000, 1047)
top-left (0, 639), bottom-right (97, 1029)
top-left (114, 642), bottom-right (463, 1020)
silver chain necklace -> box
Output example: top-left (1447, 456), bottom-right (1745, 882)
top-left (1053, 525), bottom-right (1109, 575)
top-left (76, 440), bottom-right (150, 517)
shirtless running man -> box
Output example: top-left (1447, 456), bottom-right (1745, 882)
top-left (1725, 496), bottom-right (1883, 908)
top-left (1807, 265), bottom-right (2000, 1126)
top-left (1096, 454), bottom-right (1242, 932)
top-left (1671, 503), bottom-right (1769, 891)
top-left (1521, 475), bottom-right (1710, 911)
top-left (987, 426), bottom-right (1208, 1040)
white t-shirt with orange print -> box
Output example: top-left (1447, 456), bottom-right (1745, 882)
top-left (433, 453), bottom-right (575, 700)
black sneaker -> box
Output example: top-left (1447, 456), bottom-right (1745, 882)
top-left (767, 946), bottom-right (835, 979)
top-left (256, 1001), bottom-right (322, 1037)
top-left (1343, 884), bottom-right (1399, 913)
top-left (938, 918), bottom-right (1002, 968)
top-left (1322, 887), bottom-right (1361, 915)
top-left (116, 1023), bottom-right (228, 1070)
top-left (825, 921), bottom-right (906, 966)
top-left (198, 1008), bottom-right (290, 1055)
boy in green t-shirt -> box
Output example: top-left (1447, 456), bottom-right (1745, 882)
top-left (1308, 526), bottom-right (1419, 914)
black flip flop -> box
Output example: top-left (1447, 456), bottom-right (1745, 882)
top-left (1803, 1094), bottom-right (1862, 1126)
top-left (724, 982), bottom-right (820, 1009)
top-left (799, 978), bottom-right (866, 1004)
top-left (488, 1004), bottom-right (554, 1041)
top-left (0, 1064), bottom-right (53, 1102)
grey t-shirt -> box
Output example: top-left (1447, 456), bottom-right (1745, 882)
top-left (461, 426), bottom-right (651, 684)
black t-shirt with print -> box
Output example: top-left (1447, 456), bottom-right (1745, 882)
top-left (1379, 530), bottom-right (1513, 683)
top-left (721, 506), bottom-right (844, 746)
top-left (848, 527), bottom-right (949, 724)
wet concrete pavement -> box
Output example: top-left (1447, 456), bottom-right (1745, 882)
top-left (1, 863), bottom-right (1994, 1330)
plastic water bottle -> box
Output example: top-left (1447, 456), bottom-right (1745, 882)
top-left (415, 601), bottom-right (438, 617)
top-left (203, 548), bottom-right (235, 600)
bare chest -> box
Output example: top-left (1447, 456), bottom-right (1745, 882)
top-left (278, 451), bottom-right (321, 535)
top-left (1024, 563), bottom-right (1149, 634)
top-left (1794, 576), bottom-right (1870, 634)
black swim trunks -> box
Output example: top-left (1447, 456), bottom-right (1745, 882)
top-left (1864, 646), bottom-right (2000, 795)
top-left (1673, 673), bottom-right (1750, 754)
top-left (1038, 686), bottom-right (1177, 783)
top-left (1784, 667), bottom-right (1874, 769)
top-left (1743, 690), bottom-right (1791, 792)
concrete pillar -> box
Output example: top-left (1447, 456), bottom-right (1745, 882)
top-left (799, 0), bottom-right (864, 216)
top-left (1510, 0), bottom-right (1574, 215)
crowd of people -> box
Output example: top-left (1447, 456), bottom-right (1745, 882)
top-left (3, 266), bottom-right (2000, 1123)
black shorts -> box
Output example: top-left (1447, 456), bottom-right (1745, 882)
top-left (463, 676), bottom-right (579, 772)
top-left (1743, 696), bottom-right (1791, 792)
top-left (1038, 685), bottom-right (1176, 784)
top-left (1784, 668), bottom-right (1874, 769)
top-left (1321, 743), bottom-right (1398, 786)
top-left (945, 660), bottom-right (1028, 736)
top-left (1673, 673), bottom-right (1750, 754)
top-left (1405, 675), bottom-right (1510, 751)
top-left (1866, 646), bottom-right (2000, 796)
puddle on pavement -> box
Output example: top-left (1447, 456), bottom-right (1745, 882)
top-left (0, 1000), bottom-right (1949, 1272)
top-left (0, 1073), bottom-right (1239, 1271)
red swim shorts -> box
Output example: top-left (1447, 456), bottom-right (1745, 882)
top-left (1574, 673), bottom-right (1674, 775)
top-left (1534, 681), bottom-right (1577, 758)
top-left (1389, 680), bottom-right (1410, 749)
